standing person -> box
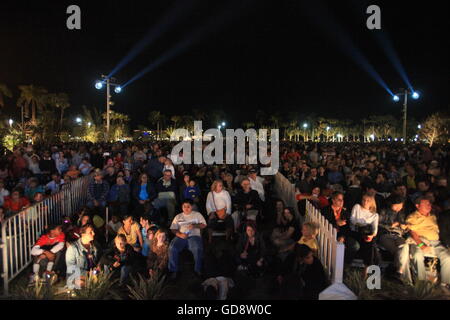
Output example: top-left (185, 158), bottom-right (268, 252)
top-left (206, 180), bottom-right (233, 243)
top-left (87, 170), bottom-right (109, 210)
top-left (3, 188), bottom-right (30, 215)
top-left (168, 200), bottom-right (207, 280)
top-left (350, 194), bottom-right (380, 273)
top-left (65, 224), bottom-right (101, 288)
top-left (55, 151), bottom-right (69, 175)
top-left (45, 173), bottom-right (65, 195)
top-left (0, 179), bottom-right (10, 207)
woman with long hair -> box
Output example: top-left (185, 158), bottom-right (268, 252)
top-left (350, 193), bottom-right (380, 272)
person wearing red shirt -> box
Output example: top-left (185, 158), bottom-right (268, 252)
top-left (3, 189), bottom-right (30, 215)
top-left (29, 225), bottom-right (65, 285)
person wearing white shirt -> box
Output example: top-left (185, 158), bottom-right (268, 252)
top-left (206, 180), bottom-right (233, 242)
top-left (169, 200), bottom-right (207, 279)
top-left (248, 169), bottom-right (266, 202)
top-left (350, 194), bottom-right (380, 270)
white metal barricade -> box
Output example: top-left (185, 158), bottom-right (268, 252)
top-left (0, 175), bottom-right (91, 295)
top-left (305, 201), bottom-right (345, 284)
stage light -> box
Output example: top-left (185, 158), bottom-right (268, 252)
top-left (221, 122), bottom-right (226, 127)
top-left (75, 117), bottom-right (82, 124)
top-left (393, 95), bottom-right (400, 102)
top-left (95, 81), bottom-right (103, 90)
top-left (303, 123), bottom-right (308, 128)
top-left (114, 86), bottom-right (122, 93)
top-left (412, 92), bottom-right (420, 100)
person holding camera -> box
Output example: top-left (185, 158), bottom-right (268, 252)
top-left (350, 194), bottom-right (380, 272)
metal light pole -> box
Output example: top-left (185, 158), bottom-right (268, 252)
top-left (95, 75), bottom-right (121, 142)
top-left (393, 89), bottom-right (420, 144)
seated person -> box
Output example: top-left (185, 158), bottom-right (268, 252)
top-left (294, 244), bottom-right (329, 300)
top-left (298, 222), bottom-right (319, 256)
top-left (350, 194), bottom-right (380, 270)
top-left (100, 234), bottom-right (140, 285)
top-left (271, 207), bottom-right (300, 253)
top-left (183, 179), bottom-right (201, 211)
top-left (30, 224), bottom-right (65, 285)
top-left (236, 222), bottom-right (266, 277)
top-left (147, 228), bottom-right (169, 277)
top-left (117, 215), bottom-right (143, 252)
top-left (399, 197), bottom-right (450, 288)
top-left (65, 224), bottom-right (101, 289)
top-left (152, 170), bottom-right (179, 224)
top-left (168, 199), bottom-right (207, 279)
top-left (232, 178), bottom-right (262, 232)
top-left (106, 214), bottom-right (123, 239)
top-left (206, 180), bottom-right (233, 242)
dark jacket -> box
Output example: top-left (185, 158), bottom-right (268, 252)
top-left (146, 158), bottom-right (164, 182)
top-left (100, 244), bottom-right (139, 270)
top-left (155, 178), bottom-right (179, 200)
top-left (132, 182), bottom-right (157, 203)
top-left (234, 189), bottom-right (262, 212)
top-left (344, 186), bottom-right (363, 211)
top-left (107, 184), bottom-right (131, 203)
top-left (39, 158), bottom-right (57, 175)
top-left (236, 233), bottom-right (266, 263)
top-left (87, 180), bottom-right (110, 202)
top-left (321, 205), bottom-right (351, 238)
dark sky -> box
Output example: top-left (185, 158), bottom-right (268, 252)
top-left (0, 0), bottom-right (448, 128)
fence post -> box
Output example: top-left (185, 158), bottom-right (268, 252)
top-left (333, 242), bottom-right (345, 284)
top-left (1, 223), bottom-right (8, 296)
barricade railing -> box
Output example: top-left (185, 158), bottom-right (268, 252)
top-left (305, 201), bottom-right (345, 284)
top-left (0, 175), bottom-right (91, 296)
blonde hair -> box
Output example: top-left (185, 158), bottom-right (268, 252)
top-left (362, 194), bottom-right (377, 213)
top-left (302, 222), bottom-right (319, 237)
top-left (211, 179), bottom-right (224, 192)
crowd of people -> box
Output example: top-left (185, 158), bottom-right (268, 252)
top-left (0, 140), bottom-right (449, 299)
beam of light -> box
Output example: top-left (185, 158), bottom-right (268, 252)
top-left (347, 0), bottom-right (415, 93)
top-left (122, 0), bottom-right (254, 88)
top-left (107, 0), bottom-right (199, 78)
top-left (372, 31), bottom-right (414, 93)
top-left (300, 0), bottom-right (395, 97)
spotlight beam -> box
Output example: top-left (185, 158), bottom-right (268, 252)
top-left (108, 0), bottom-right (199, 78)
top-left (123, 0), bottom-right (254, 88)
top-left (301, 0), bottom-right (394, 96)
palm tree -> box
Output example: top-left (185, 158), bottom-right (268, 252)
top-left (148, 110), bottom-right (165, 140)
top-left (0, 83), bottom-right (12, 109)
top-left (170, 115), bottom-right (182, 129)
top-left (17, 85), bottom-right (48, 123)
top-left (46, 93), bottom-right (70, 132)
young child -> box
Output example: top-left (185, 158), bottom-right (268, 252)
top-left (298, 222), bottom-right (319, 256)
top-left (184, 179), bottom-right (201, 202)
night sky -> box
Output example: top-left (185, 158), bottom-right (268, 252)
top-left (0, 0), bottom-right (448, 128)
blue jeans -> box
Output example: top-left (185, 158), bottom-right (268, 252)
top-left (168, 236), bottom-right (203, 273)
top-left (120, 265), bottom-right (132, 285)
